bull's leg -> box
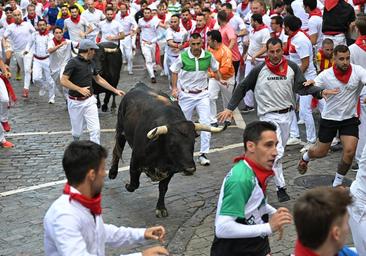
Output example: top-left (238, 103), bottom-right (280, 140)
top-left (102, 92), bottom-right (112, 112)
top-left (96, 94), bottom-right (101, 108)
top-left (125, 157), bottom-right (141, 192)
top-left (109, 133), bottom-right (126, 179)
top-left (111, 94), bottom-right (117, 111)
top-left (156, 174), bottom-right (173, 218)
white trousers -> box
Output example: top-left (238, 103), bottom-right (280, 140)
top-left (14, 51), bottom-right (33, 89)
top-left (209, 76), bottom-right (235, 123)
top-left (349, 197), bottom-right (366, 256)
top-left (141, 42), bottom-right (156, 78)
top-left (33, 58), bottom-right (56, 101)
top-left (51, 69), bottom-right (68, 99)
top-left (243, 59), bottom-right (264, 107)
top-left (67, 96), bottom-right (100, 144)
top-left (179, 91), bottom-right (211, 154)
top-left (299, 95), bottom-right (316, 143)
top-left (289, 110), bottom-right (300, 138)
top-left (0, 78), bottom-right (9, 123)
top-left (356, 96), bottom-right (366, 163)
top-left (259, 111), bottom-right (291, 188)
top-left (166, 54), bottom-right (178, 81)
top-left (120, 36), bottom-right (134, 73)
top-left (323, 34), bottom-right (346, 47)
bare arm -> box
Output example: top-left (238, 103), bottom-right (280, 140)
top-left (93, 74), bottom-right (124, 95)
top-left (309, 34), bottom-right (318, 45)
top-left (228, 38), bottom-right (236, 50)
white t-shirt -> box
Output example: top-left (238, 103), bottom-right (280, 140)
top-left (80, 9), bottom-right (105, 38)
top-left (48, 39), bottom-right (78, 73)
top-left (228, 14), bottom-right (246, 34)
top-left (115, 13), bottom-right (138, 35)
top-left (289, 31), bottom-right (317, 79)
top-left (350, 43), bottom-right (366, 97)
top-left (291, 0), bottom-right (309, 31)
top-left (166, 26), bottom-right (188, 56)
top-left (315, 64), bottom-right (366, 120)
top-left (247, 27), bottom-right (270, 59)
top-left (3, 22), bottom-right (35, 52)
top-left (308, 15), bottom-right (323, 52)
top-left (64, 17), bottom-right (91, 42)
top-left (99, 20), bottom-right (124, 45)
top-left (138, 17), bottom-right (160, 43)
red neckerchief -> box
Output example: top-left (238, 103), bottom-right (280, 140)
top-left (227, 12), bottom-right (234, 21)
top-left (233, 156), bottom-right (274, 192)
top-left (62, 14), bottom-right (70, 19)
top-left (284, 30), bottom-right (310, 55)
top-left (70, 15), bottom-right (81, 24)
top-left (143, 16), bottom-right (153, 22)
top-left (309, 8), bottom-right (322, 17)
top-left (207, 18), bottom-right (216, 30)
top-left (265, 56), bottom-right (288, 77)
top-left (53, 37), bottom-right (65, 46)
top-left (182, 18), bottom-right (192, 30)
top-left (294, 240), bottom-right (320, 256)
top-left (355, 35), bottom-right (366, 51)
top-left (333, 64), bottom-right (352, 84)
top-left (318, 49), bottom-right (332, 71)
top-left (241, 1), bottom-right (249, 11)
top-left (253, 24), bottom-right (267, 33)
top-left (39, 29), bottom-right (49, 36)
top-left (120, 10), bottom-right (129, 18)
top-left (0, 74), bottom-right (16, 104)
top-left (272, 29), bottom-right (282, 39)
top-left (0, 10), bottom-right (3, 19)
top-left (325, 0), bottom-right (339, 11)
top-left (193, 25), bottom-right (207, 49)
top-left (6, 17), bottom-right (15, 24)
top-left (27, 13), bottom-right (36, 20)
top-left (171, 25), bottom-right (180, 32)
top-left (63, 183), bottom-right (102, 215)
top-left (157, 13), bottom-right (166, 23)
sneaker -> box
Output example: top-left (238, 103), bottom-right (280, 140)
top-left (240, 105), bottom-right (255, 113)
top-left (128, 71), bottom-right (134, 75)
top-left (1, 140), bottom-right (14, 148)
top-left (210, 122), bottom-right (218, 127)
top-left (151, 77), bottom-right (156, 83)
top-left (331, 137), bottom-right (341, 147)
top-left (48, 99), bottom-right (55, 104)
top-left (1, 121), bottom-right (11, 132)
top-left (22, 88), bottom-right (29, 98)
top-left (300, 142), bottom-right (315, 153)
top-left (297, 119), bottom-right (305, 125)
top-left (198, 153), bottom-right (210, 166)
top-left (352, 163), bottom-right (359, 170)
top-left (39, 88), bottom-right (46, 96)
top-left (277, 187), bottom-right (290, 202)
top-left (286, 137), bottom-right (302, 146)
top-left (15, 72), bottom-right (22, 81)
top-left (298, 158), bottom-right (309, 174)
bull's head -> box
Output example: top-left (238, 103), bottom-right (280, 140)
top-left (93, 42), bottom-right (121, 75)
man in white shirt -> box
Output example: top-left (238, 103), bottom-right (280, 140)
top-left (115, 3), bottom-right (138, 75)
top-left (138, 8), bottom-right (160, 83)
top-left (64, 5), bottom-right (93, 42)
top-left (44, 140), bottom-right (169, 256)
top-left (3, 9), bottom-right (35, 98)
top-left (284, 15), bottom-right (318, 152)
top-left (81, 0), bottom-right (105, 42)
top-left (303, 0), bottom-right (323, 52)
top-left (98, 8), bottom-right (125, 45)
top-left (298, 45), bottom-right (366, 187)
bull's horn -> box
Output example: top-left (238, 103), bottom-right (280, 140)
top-left (104, 48), bottom-right (119, 53)
top-left (147, 125), bottom-right (168, 139)
top-left (194, 123), bottom-right (227, 133)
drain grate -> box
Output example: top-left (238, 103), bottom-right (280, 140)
top-left (294, 175), bottom-right (353, 188)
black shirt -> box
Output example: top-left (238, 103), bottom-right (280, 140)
top-left (135, 10), bottom-right (144, 23)
top-left (63, 55), bottom-right (98, 97)
top-left (322, 0), bottom-right (356, 34)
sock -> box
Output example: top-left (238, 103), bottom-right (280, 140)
top-left (333, 173), bottom-right (344, 187)
top-left (302, 152), bottom-right (310, 162)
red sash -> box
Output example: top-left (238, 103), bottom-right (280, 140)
top-left (0, 75), bottom-right (16, 104)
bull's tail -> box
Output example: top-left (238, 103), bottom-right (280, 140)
top-left (109, 132), bottom-right (126, 179)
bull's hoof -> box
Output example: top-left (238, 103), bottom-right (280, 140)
top-left (108, 168), bottom-right (118, 179)
top-left (155, 208), bottom-right (169, 218)
top-left (125, 183), bottom-right (138, 192)
top-left (101, 104), bottom-right (108, 112)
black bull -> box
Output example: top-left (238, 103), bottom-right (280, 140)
top-left (92, 42), bottom-right (122, 112)
top-left (109, 83), bottom-right (227, 217)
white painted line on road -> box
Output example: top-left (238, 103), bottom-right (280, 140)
top-left (0, 142), bottom-right (243, 198)
top-left (5, 126), bottom-right (239, 137)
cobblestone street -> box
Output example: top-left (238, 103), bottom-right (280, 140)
top-left (0, 54), bottom-right (357, 256)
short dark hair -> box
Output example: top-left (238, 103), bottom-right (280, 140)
top-left (53, 26), bottom-right (63, 33)
top-left (190, 32), bottom-right (202, 39)
top-left (251, 13), bottom-right (263, 24)
top-left (274, 1), bottom-right (285, 8)
top-left (283, 15), bottom-right (302, 32)
top-left (356, 14), bottom-right (366, 36)
top-left (334, 45), bottom-right (349, 56)
top-left (69, 5), bottom-right (79, 12)
top-left (105, 7), bottom-right (114, 12)
top-left (217, 10), bottom-right (228, 22)
top-left (37, 18), bottom-right (47, 25)
top-left (271, 15), bottom-right (283, 26)
top-left (303, 0), bottom-right (317, 10)
top-left (171, 14), bottom-right (180, 19)
top-left (143, 7), bottom-right (152, 12)
top-left (207, 30), bottom-right (222, 43)
top-left (243, 121), bottom-right (277, 150)
top-left (4, 6), bottom-right (13, 12)
top-left (223, 2), bottom-right (232, 9)
top-left (63, 141), bottom-right (108, 186)
top-left (140, 0), bottom-right (148, 6)
top-left (181, 7), bottom-right (190, 14)
top-left (322, 38), bottom-right (334, 47)
top-left (266, 37), bottom-right (283, 49)
top-left (202, 7), bottom-right (211, 13)
top-left (196, 12), bottom-right (205, 19)
top-left (294, 187), bottom-right (352, 250)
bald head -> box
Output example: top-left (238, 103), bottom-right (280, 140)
top-left (13, 9), bottom-right (22, 23)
